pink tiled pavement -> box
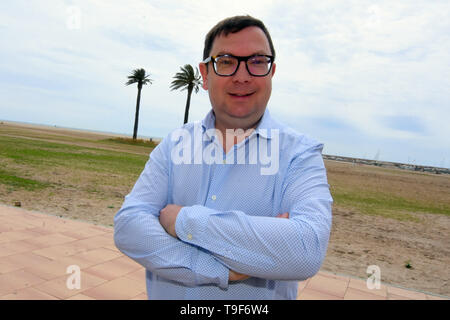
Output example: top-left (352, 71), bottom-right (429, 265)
top-left (0, 204), bottom-right (448, 300)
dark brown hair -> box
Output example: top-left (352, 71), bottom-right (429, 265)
top-left (203, 15), bottom-right (276, 61)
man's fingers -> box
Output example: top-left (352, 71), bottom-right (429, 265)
top-left (229, 270), bottom-right (251, 281)
top-left (276, 212), bottom-right (289, 219)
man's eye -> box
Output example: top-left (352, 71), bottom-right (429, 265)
top-left (217, 58), bottom-right (234, 65)
top-left (249, 57), bottom-right (267, 65)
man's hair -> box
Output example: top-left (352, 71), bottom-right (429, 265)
top-left (203, 15), bottom-right (276, 61)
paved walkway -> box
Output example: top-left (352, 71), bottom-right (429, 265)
top-left (0, 205), bottom-right (447, 300)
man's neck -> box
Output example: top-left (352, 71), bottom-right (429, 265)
top-left (214, 117), bottom-right (262, 154)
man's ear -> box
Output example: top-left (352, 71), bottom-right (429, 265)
top-left (199, 62), bottom-right (209, 90)
top-left (271, 62), bottom-right (276, 78)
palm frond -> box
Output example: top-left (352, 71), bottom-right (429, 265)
top-left (170, 64), bottom-right (202, 91)
top-left (125, 68), bottom-right (153, 86)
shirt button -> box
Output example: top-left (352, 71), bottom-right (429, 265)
top-left (211, 195), bottom-right (217, 201)
top-left (187, 234), bottom-right (193, 240)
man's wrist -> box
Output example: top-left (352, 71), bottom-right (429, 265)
top-left (174, 206), bottom-right (187, 239)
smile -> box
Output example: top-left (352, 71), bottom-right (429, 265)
top-left (229, 92), bottom-right (254, 97)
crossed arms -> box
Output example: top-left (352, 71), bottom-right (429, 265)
top-left (114, 138), bottom-right (332, 288)
top-left (159, 204), bottom-right (289, 281)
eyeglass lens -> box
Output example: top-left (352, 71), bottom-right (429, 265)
top-left (214, 55), bottom-right (272, 76)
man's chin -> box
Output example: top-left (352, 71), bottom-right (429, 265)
top-left (223, 110), bottom-right (264, 129)
top-left (226, 104), bottom-right (258, 118)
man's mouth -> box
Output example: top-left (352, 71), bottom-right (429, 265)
top-left (229, 92), bottom-right (254, 97)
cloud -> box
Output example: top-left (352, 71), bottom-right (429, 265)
top-left (0, 0), bottom-right (449, 168)
top-left (104, 30), bottom-right (178, 52)
top-left (381, 115), bottom-right (427, 134)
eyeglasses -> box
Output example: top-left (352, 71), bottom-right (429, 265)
top-left (202, 54), bottom-right (274, 77)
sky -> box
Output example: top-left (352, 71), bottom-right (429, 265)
top-left (0, 0), bottom-right (449, 168)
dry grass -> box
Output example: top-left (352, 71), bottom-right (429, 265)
top-left (1, 120), bottom-right (449, 224)
top-left (326, 160), bottom-right (450, 221)
top-left (0, 122), bottom-right (151, 225)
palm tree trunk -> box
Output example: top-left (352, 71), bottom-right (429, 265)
top-left (133, 84), bottom-right (142, 140)
top-left (184, 85), bottom-right (193, 124)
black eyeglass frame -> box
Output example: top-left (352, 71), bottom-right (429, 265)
top-left (202, 54), bottom-right (274, 77)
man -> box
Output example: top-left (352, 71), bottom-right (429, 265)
top-left (114, 15), bottom-right (333, 300)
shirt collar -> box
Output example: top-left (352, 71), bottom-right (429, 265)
top-left (201, 108), bottom-right (274, 140)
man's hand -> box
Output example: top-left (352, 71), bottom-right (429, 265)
top-left (229, 270), bottom-right (251, 282)
top-left (228, 212), bottom-right (289, 282)
top-left (276, 212), bottom-right (289, 219)
top-left (159, 204), bottom-right (183, 238)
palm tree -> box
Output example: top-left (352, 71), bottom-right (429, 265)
top-left (125, 68), bottom-right (152, 140)
top-left (170, 64), bottom-right (202, 124)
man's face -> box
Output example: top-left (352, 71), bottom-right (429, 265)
top-left (199, 26), bottom-right (276, 131)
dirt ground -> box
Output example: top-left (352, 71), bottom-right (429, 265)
top-left (323, 206), bottom-right (449, 296)
top-left (1, 122), bottom-right (449, 297)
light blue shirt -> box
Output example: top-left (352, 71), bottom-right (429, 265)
top-left (114, 109), bottom-right (333, 300)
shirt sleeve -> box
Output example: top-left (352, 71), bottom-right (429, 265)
top-left (113, 136), bottom-right (229, 289)
top-left (175, 143), bottom-right (333, 281)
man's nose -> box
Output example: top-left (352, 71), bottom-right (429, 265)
top-left (232, 60), bottom-right (251, 82)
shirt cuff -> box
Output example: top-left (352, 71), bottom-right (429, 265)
top-left (176, 205), bottom-right (229, 289)
top-left (176, 205), bottom-right (215, 245)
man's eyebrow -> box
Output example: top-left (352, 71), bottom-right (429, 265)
top-left (213, 51), bottom-right (230, 56)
